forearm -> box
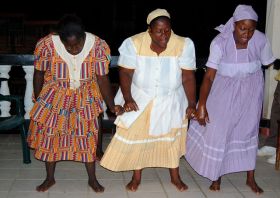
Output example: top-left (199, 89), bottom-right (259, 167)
top-left (119, 68), bottom-right (134, 102)
top-left (198, 79), bottom-right (212, 106)
top-left (198, 67), bottom-right (217, 106)
top-left (198, 74), bottom-right (215, 107)
top-left (182, 70), bottom-right (196, 107)
top-left (33, 70), bottom-right (45, 99)
top-left (96, 75), bottom-right (115, 111)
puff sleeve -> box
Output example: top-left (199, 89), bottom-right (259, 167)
top-left (33, 37), bottom-right (51, 71)
top-left (179, 38), bottom-right (196, 70)
top-left (117, 38), bottom-right (137, 69)
top-left (95, 39), bottom-right (111, 76)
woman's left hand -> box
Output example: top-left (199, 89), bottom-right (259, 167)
top-left (111, 105), bottom-right (125, 116)
top-left (185, 105), bottom-right (196, 120)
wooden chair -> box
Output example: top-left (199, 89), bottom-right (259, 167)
top-left (0, 79), bottom-right (31, 164)
top-left (276, 120), bottom-right (280, 170)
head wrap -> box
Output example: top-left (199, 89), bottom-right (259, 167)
top-left (147, 8), bottom-right (170, 25)
top-left (215, 5), bottom-right (258, 36)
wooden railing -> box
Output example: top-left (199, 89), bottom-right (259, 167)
top-left (0, 54), bottom-right (120, 119)
top-left (0, 54), bottom-right (207, 119)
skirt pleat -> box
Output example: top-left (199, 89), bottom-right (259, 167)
top-left (186, 70), bottom-right (263, 181)
top-left (100, 102), bottom-right (187, 171)
top-left (28, 83), bottom-right (102, 163)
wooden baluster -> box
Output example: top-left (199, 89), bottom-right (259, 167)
top-left (22, 66), bottom-right (34, 119)
top-left (0, 65), bottom-right (12, 117)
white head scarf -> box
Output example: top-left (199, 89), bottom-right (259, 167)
top-left (146, 8), bottom-right (170, 25)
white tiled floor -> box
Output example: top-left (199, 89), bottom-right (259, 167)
top-left (0, 133), bottom-right (280, 198)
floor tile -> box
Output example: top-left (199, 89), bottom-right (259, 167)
top-left (0, 192), bottom-right (8, 198)
top-left (7, 191), bottom-right (48, 198)
top-left (165, 191), bottom-right (206, 198)
top-left (128, 191), bottom-right (167, 198)
top-left (0, 180), bottom-right (13, 191)
top-left (1, 133), bottom-right (280, 198)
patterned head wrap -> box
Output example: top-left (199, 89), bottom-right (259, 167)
top-left (215, 5), bottom-right (258, 36)
top-left (147, 8), bottom-right (170, 25)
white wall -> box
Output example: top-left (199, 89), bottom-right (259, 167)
top-left (263, 0), bottom-right (280, 118)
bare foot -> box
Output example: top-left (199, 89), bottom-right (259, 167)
top-left (126, 179), bottom-right (140, 192)
top-left (171, 179), bottom-right (188, 192)
top-left (88, 179), bottom-right (104, 193)
top-left (246, 180), bottom-right (263, 195)
top-left (209, 178), bottom-right (221, 191)
top-left (36, 179), bottom-right (55, 192)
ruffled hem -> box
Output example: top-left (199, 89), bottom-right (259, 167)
top-left (33, 150), bottom-right (97, 162)
top-left (30, 82), bottom-right (103, 132)
top-left (28, 121), bottom-right (98, 162)
top-left (100, 101), bottom-right (187, 171)
top-left (100, 132), bottom-right (186, 171)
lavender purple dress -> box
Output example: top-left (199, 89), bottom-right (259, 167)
top-left (185, 30), bottom-right (275, 181)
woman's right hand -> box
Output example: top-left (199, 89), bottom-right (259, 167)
top-left (124, 97), bottom-right (139, 112)
top-left (196, 104), bottom-right (209, 126)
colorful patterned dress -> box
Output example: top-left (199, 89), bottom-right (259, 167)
top-left (100, 31), bottom-right (196, 171)
top-left (27, 32), bottom-right (110, 162)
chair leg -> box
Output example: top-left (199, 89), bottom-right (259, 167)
top-left (19, 124), bottom-right (31, 164)
top-left (276, 121), bottom-right (280, 170)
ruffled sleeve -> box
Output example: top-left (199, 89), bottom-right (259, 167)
top-left (94, 39), bottom-right (111, 76)
top-left (205, 39), bottom-right (222, 70)
top-left (260, 36), bottom-right (276, 66)
top-left (117, 38), bottom-right (137, 69)
top-left (179, 38), bottom-right (196, 70)
top-left (34, 36), bottom-right (51, 71)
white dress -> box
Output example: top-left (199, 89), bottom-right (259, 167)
top-left (100, 31), bottom-right (196, 171)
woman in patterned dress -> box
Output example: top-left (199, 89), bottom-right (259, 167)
top-left (27, 15), bottom-right (123, 192)
top-left (100, 8), bottom-right (197, 192)
top-left (185, 5), bottom-right (275, 194)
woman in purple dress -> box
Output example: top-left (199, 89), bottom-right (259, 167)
top-left (185, 4), bottom-right (275, 194)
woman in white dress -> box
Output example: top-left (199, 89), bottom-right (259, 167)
top-left (100, 8), bottom-right (197, 192)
